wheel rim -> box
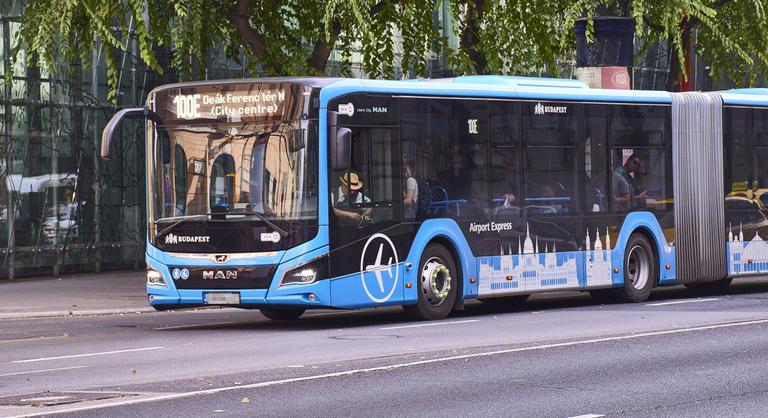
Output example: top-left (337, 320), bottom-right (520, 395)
top-left (627, 244), bottom-right (650, 290)
top-left (420, 257), bottom-right (452, 306)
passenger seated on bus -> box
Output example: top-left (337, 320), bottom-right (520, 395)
top-left (534, 183), bottom-right (567, 213)
top-left (403, 161), bottom-right (417, 219)
top-left (439, 146), bottom-right (473, 200)
top-left (332, 171), bottom-right (373, 227)
top-left (612, 153), bottom-right (656, 211)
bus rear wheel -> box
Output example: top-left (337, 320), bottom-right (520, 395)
top-left (260, 307), bottom-right (305, 321)
top-left (404, 243), bottom-right (458, 321)
top-left (619, 233), bottom-right (657, 303)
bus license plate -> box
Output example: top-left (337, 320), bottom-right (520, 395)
top-left (205, 292), bottom-right (240, 304)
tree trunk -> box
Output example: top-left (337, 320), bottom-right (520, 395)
top-left (459, 0), bottom-right (487, 74)
top-left (226, 0), bottom-right (274, 74)
top-left (307, 20), bottom-right (341, 74)
top-left (666, 17), bottom-right (696, 92)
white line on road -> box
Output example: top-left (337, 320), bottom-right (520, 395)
top-left (20, 317), bottom-right (768, 417)
top-left (379, 319), bottom-right (480, 330)
top-left (645, 298), bottom-right (719, 307)
top-left (568, 414), bottom-right (605, 418)
top-left (12, 347), bottom-right (165, 364)
top-left (0, 366), bottom-right (89, 377)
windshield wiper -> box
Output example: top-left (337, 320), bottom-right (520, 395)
top-left (224, 211), bottom-right (289, 237)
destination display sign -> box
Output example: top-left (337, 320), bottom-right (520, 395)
top-left (154, 82), bottom-right (309, 124)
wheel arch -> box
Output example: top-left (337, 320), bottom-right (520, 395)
top-left (404, 219), bottom-right (477, 305)
top-left (613, 212), bottom-right (672, 288)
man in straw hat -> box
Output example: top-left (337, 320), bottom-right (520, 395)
top-left (333, 170), bottom-right (373, 227)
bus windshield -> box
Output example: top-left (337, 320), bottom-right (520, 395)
top-left (147, 82), bottom-right (319, 252)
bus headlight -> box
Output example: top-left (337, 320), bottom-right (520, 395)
top-left (281, 256), bottom-right (328, 286)
top-left (147, 269), bottom-right (168, 288)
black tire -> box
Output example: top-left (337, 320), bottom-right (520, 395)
top-left (404, 243), bottom-right (459, 320)
top-left (152, 305), bottom-right (172, 312)
top-left (618, 233), bottom-right (657, 303)
top-left (684, 278), bottom-right (733, 294)
top-left (259, 307), bottom-right (305, 321)
top-left (478, 295), bottom-right (529, 305)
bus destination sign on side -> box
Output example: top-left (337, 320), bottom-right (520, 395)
top-left (171, 90), bottom-right (286, 120)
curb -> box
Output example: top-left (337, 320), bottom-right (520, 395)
top-left (0, 306), bottom-right (157, 320)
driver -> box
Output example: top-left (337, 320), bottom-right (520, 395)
top-left (333, 171), bottom-right (373, 227)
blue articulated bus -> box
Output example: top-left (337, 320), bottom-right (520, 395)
top-left (101, 76), bottom-right (768, 320)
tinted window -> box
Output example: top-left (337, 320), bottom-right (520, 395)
top-left (724, 107), bottom-right (750, 196)
top-left (524, 147), bottom-right (576, 215)
top-left (401, 98), bottom-right (488, 219)
top-left (522, 101), bottom-right (576, 146)
top-left (585, 105), bottom-right (609, 213)
top-left (610, 105), bottom-right (667, 147)
top-left (490, 101), bottom-right (519, 147)
top-left (754, 109), bottom-right (768, 147)
top-left (610, 148), bottom-right (669, 212)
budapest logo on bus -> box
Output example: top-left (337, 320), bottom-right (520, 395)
top-left (164, 233), bottom-right (211, 244)
top-left (359, 233), bottom-right (399, 303)
top-left (534, 102), bottom-right (568, 115)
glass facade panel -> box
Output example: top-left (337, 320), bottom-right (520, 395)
top-left (1, 8), bottom-right (151, 278)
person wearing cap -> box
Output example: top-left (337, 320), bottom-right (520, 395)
top-left (333, 171), bottom-right (373, 226)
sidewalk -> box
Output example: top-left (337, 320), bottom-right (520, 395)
top-left (0, 270), bottom-right (154, 319)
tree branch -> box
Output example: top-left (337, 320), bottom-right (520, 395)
top-left (308, 19), bottom-right (341, 73)
top-left (226, 0), bottom-right (271, 71)
top-left (643, 15), bottom-right (664, 33)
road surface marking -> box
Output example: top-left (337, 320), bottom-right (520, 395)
top-left (568, 415), bottom-right (605, 418)
top-left (645, 298), bottom-right (719, 307)
top-left (0, 366), bottom-right (88, 377)
top-left (20, 317), bottom-right (768, 417)
top-left (12, 347), bottom-right (165, 364)
top-left (379, 319), bottom-right (480, 330)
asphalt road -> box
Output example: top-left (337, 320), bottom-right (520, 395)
top-left (3, 279), bottom-right (768, 417)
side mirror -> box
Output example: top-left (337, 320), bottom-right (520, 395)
top-left (289, 129), bottom-right (305, 152)
top-left (331, 127), bottom-right (351, 171)
top-left (101, 107), bottom-right (161, 160)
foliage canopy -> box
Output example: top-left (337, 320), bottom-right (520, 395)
top-left (15, 0), bottom-right (768, 101)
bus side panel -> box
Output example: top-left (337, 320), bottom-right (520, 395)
top-left (614, 212), bottom-right (676, 286)
top-left (478, 250), bottom-right (583, 297)
top-left (330, 264), bottom-right (406, 308)
top-left (405, 219), bottom-right (479, 303)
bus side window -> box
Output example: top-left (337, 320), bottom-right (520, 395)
top-left (585, 105), bottom-right (609, 213)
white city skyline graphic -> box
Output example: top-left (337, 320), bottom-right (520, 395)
top-left (727, 223), bottom-right (768, 275)
top-left (478, 225), bottom-right (614, 297)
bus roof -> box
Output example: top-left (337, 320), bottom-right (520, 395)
top-left (720, 88), bottom-right (768, 107)
top-left (320, 76), bottom-right (672, 105)
top-left (146, 77), bottom-right (343, 97)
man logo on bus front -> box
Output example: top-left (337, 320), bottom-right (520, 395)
top-left (360, 233), bottom-right (399, 303)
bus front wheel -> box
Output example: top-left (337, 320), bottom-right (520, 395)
top-left (404, 243), bottom-right (459, 321)
top-left (619, 233), bottom-right (657, 303)
top-left (260, 307), bottom-right (305, 321)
